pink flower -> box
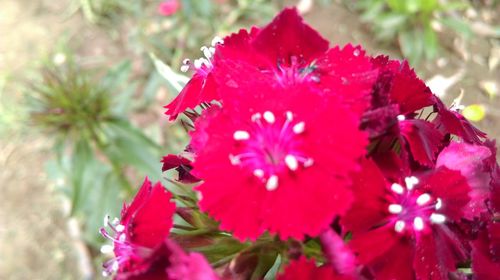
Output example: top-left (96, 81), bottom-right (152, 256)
top-left (277, 257), bottom-right (352, 280)
top-left (100, 178), bottom-right (217, 279)
top-left (190, 82), bottom-right (367, 241)
top-left (158, 0), bottom-right (180, 16)
top-left (343, 159), bottom-right (471, 279)
top-left (161, 154), bottom-right (199, 183)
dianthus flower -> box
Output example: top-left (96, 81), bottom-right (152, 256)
top-left (164, 8), bottom-right (376, 120)
top-left (190, 82), bottom-right (367, 241)
top-left (343, 159), bottom-right (471, 279)
top-left (100, 178), bottom-right (217, 280)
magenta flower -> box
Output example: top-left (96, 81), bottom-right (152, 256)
top-left (158, 0), bottom-right (180, 16)
top-left (100, 178), bottom-right (217, 279)
top-left (190, 82), bottom-right (367, 241)
top-left (164, 8), bottom-right (377, 120)
top-left (343, 159), bottom-right (471, 279)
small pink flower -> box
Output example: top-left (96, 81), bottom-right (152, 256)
top-left (158, 0), bottom-right (180, 16)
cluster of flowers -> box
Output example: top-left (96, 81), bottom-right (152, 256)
top-left (101, 8), bottom-right (500, 280)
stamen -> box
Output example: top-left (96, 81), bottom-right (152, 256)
top-left (413, 217), bottom-right (424, 231)
top-left (263, 111), bottom-right (275, 124)
top-left (180, 64), bottom-right (190, 73)
top-left (211, 36), bottom-right (224, 46)
top-left (286, 111), bottom-right (293, 121)
top-left (391, 183), bottom-right (404, 194)
top-left (394, 220), bottom-right (405, 233)
top-left (416, 193), bottom-right (431, 206)
top-left (266, 175), bottom-right (279, 191)
top-left (111, 218), bottom-right (119, 226)
top-left (100, 244), bottom-right (114, 254)
top-left (285, 154), bottom-right (299, 171)
top-left (229, 154), bottom-right (240, 165)
top-left (201, 46), bottom-right (213, 59)
top-left (303, 158), bottom-right (314, 168)
top-left (233, 130), bottom-right (250, 141)
top-left (111, 261), bottom-right (119, 272)
top-left (251, 113), bottom-right (261, 122)
top-left (388, 204), bottom-right (403, 214)
top-left (397, 115), bottom-right (406, 121)
top-left (104, 215), bottom-right (110, 227)
top-left (253, 169), bottom-right (264, 178)
top-left (292, 122), bottom-right (305, 134)
top-left (115, 224), bottom-right (125, 232)
top-left (405, 176), bottom-right (419, 190)
top-left (430, 213), bottom-right (446, 224)
top-left (435, 198), bottom-right (442, 210)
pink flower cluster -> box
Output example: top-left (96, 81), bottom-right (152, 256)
top-left (102, 8), bottom-right (500, 280)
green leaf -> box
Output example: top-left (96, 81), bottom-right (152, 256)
top-left (399, 29), bottom-right (424, 65)
top-left (376, 13), bottom-right (408, 31)
top-left (420, 0), bottom-right (439, 13)
top-left (423, 25), bottom-right (439, 59)
top-left (102, 60), bottom-right (132, 91)
top-left (149, 53), bottom-right (188, 95)
top-left (386, 0), bottom-right (407, 12)
top-left (439, 17), bottom-right (473, 39)
top-left (112, 81), bottom-right (139, 115)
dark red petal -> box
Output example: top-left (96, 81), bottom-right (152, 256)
top-left (472, 224), bottom-right (500, 280)
top-left (489, 222), bottom-right (500, 261)
top-left (419, 167), bottom-right (470, 221)
top-left (161, 154), bottom-right (199, 183)
top-left (121, 178), bottom-right (155, 223)
top-left (278, 257), bottom-right (348, 280)
top-left (388, 61), bottom-right (435, 114)
top-left (399, 119), bottom-right (444, 167)
top-left (252, 8), bottom-right (329, 65)
top-left (436, 141), bottom-right (494, 218)
top-left (342, 159), bottom-right (388, 232)
top-left (434, 99), bottom-right (487, 144)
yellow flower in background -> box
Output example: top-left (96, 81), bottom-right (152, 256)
top-left (463, 104), bottom-right (486, 122)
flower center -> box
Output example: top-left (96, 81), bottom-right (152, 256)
top-left (229, 111), bottom-right (313, 191)
top-left (388, 176), bottom-right (446, 234)
top-left (272, 56), bottom-right (319, 86)
top-left (100, 215), bottom-right (151, 277)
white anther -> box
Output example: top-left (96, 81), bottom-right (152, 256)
top-left (229, 154), bottom-right (240, 165)
top-left (100, 244), bottom-right (114, 254)
top-left (201, 46), bottom-right (213, 59)
top-left (416, 193), bottom-right (431, 206)
top-left (180, 64), bottom-right (190, 73)
top-left (435, 198), bottom-right (442, 210)
top-left (394, 220), bottom-right (406, 232)
top-left (112, 217), bottom-right (120, 225)
top-left (285, 155), bottom-right (299, 171)
top-left (104, 215), bottom-right (110, 227)
top-left (391, 183), bottom-right (405, 194)
top-left (266, 175), bottom-right (279, 191)
top-left (263, 111), bottom-right (275, 124)
top-left (253, 169), bottom-right (264, 178)
top-left (119, 234), bottom-right (126, 242)
top-left (211, 36), bottom-right (224, 46)
top-left (304, 158), bottom-right (314, 168)
top-left (293, 122), bottom-right (305, 134)
top-left (194, 58), bottom-right (204, 69)
top-left (209, 47), bottom-right (215, 54)
top-left (251, 113), bottom-right (261, 122)
top-left (397, 115), bottom-right (406, 121)
top-left (413, 217), bottom-right (424, 231)
top-left (233, 130), bottom-right (250, 141)
top-left (388, 204), bottom-right (403, 214)
top-left (430, 213), bottom-right (446, 224)
top-left (182, 58), bottom-right (190, 64)
top-left (286, 111), bottom-right (293, 121)
top-left (102, 271), bottom-right (110, 277)
top-left (405, 176), bottom-right (419, 190)
top-left (115, 224), bottom-right (125, 232)
top-left (111, 261), bottom-right (119, 272)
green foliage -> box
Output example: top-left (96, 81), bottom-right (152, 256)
top-left (353, 0), bottom-right (471, 65)
top-left (27, 56), bottom-right (163, 247)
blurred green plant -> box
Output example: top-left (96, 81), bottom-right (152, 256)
top-left (351, 0), bottom-right (472, 65)
top-left (26, 55), bottom-right (163, 247)
top-left (71, 0), bottom-right (277, 69)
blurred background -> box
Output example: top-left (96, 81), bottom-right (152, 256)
top-left (0, 0), bottom-right (498, 279)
